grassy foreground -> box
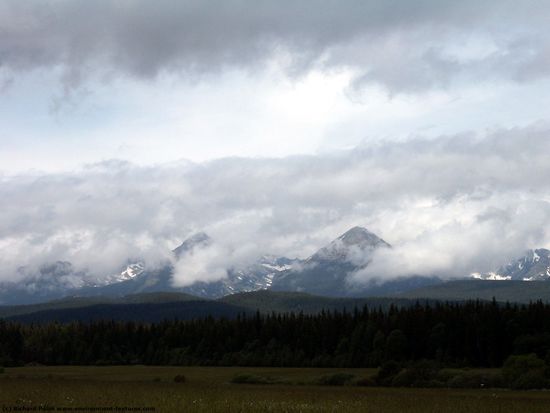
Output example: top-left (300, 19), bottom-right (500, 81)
top-left (0, 366), bottom-right (549, 412)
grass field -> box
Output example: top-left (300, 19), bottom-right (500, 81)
top-left (0, 366), bottom-right (549, 412)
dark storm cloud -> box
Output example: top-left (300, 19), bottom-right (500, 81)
top-left (1, 0), bottom-right (550, 92)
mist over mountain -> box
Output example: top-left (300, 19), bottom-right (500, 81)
top-left (0, 226), bottom-right (395, 303)
top-left (3, 225), bottom-right (548, 305)
top-left (274, 227), bottom-right (395, 296)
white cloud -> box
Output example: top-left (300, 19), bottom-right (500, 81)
top-left (1, 126), bottom-right (550, 284)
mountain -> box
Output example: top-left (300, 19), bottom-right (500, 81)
top-left (171, 234), bottom-right (297, 297)
top-left (0, 230), bottom-right (297, 304)
top-left (69, 233), bottom-right (296, 300)
top-left (105, 262), bottom-right (145, 283)
top-left (172, 232), bottom-right (211, 258)
top-left (169, 233), bottom-right (297, 297)
top-left (80, 265), bottom-right (177, 297)
top-left (0, 260), bottom-right (148, 305)
top-left (8, 226), bottom-right (550, 306)
top-left (0, 261), bottom-right (93, 305)
top-left (180, 255), bottom-right (296, 297)
top-left (472, 249), bottom-right (550, 281)
top-left (270, 226), bottom-right (417, 296)
top-left (309, 226), bottom-right (391, 263)
top-left (0, 227), bottom-right (440, 304)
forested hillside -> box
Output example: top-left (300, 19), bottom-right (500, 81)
top-left (0, 300), bottom-right (549, 369)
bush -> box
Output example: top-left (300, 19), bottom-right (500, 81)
top-left (355, 376), bottom-right (376, 387)
top-left (410, 360), bottom-right (440, 379)
top-left (447, 371), bottom-right (504, 389)
top-left (317, 373), bottom-right (356, 386)
top-left (230, 374), bottom-right (280, 385)
top-left (503, 354), bottom-right (544, 380)
top-left (391, 368), bottom-right (417, 387)
top-left (390, 362), bottom-right (445, 388)
top-left (173, 374), bottom-right (186, 383)
top-left (94, 359), bottom-right (113, 366)
top-left (503, 353), bottom-right (547, 389)
top-left (376, 360), bottom-right (402, 386)
top-left (511, 370), bottom-right (548, 390)
top-left (0, 367), bottom-right (4, 374)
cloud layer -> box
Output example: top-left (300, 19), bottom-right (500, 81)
top-left (2, 1), bottom-right (550, 93)
top-left (1, 125), bottom-right (550, 283)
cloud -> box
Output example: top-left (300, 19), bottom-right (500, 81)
top-left (1, 124), bottom-right (550, 283)
top-left (171, 239), bottom-right (259, 287)
top-left (2, 1), bottom-right (550, 93)
top-left (172, 244), bottom-right (229, 287)
top-left (350, 196), bottom-right (550, 283)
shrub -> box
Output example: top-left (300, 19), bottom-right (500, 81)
top-left (94, 359), bottom-right (113, 366)
top-left (375, 360), bottom-right (402, 386)
top-left (0, 366), bottom-right (4, 374)
top-left (503, 353), bottom-right (547, 389)
top-left (391, 368), bottom-right (417, 387)
top-left (230, 374), bottom-right (279, 385)
top-left (173, 374), bottom-right (186, 383)
top-left (355, 376), bottom-right (376, 387)
top-left (317, 373), bottom-right (356, 386)
top-left (511, 370), bottom-right (548, 390)
top-left (447, 371), bottom-right (504, 389)
top-left (390, 362), bottom-right (445, 388)
top-left (410, 360), bottom-right (440, 379)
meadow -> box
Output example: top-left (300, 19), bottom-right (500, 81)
top-left (0, 366), bottom-right (549, 413)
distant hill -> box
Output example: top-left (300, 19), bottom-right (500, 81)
top-left (0, 289), bottom-right (435, 323)
top-left (0, 292), bottom-right (201, 318)
top-left (219, 290), bottom-right (431, 314)
top-left (6, 300), bottom-right (249, 324)
top-left (7, 280), bottom-right (550, 324)
top-left (399, 279), bottom-right (550, 303)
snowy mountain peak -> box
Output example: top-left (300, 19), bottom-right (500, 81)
top-left (173, 232), bottom-right (212, 258)
top-left (337, 226), bottom-right (391, 248)
top-left (310, 226), bottom-right (390, 263)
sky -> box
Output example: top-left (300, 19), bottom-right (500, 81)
top-left (1, 0), bottom-right (550, 285)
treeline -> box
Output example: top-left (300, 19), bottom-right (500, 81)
top-left (0, 300), bottom-right (550, 368)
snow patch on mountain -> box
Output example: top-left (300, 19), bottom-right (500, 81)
top-left (471, 249), bottom-right (550, 281)
top-left (103, 262), bottom-right (145, 285)
top-left (471, 272), bottom-right (511, 281)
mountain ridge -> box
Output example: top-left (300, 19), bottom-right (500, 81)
top-left (1, 226), bottom-right (549, 305)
